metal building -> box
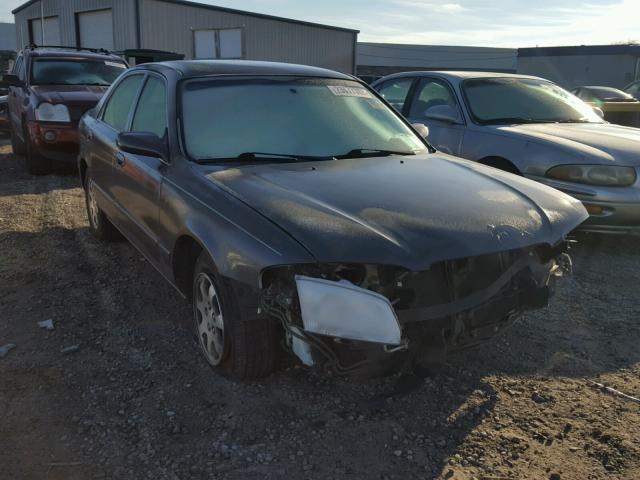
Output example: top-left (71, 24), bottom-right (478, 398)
top-left (518, 45), bottom-right (640, 89)
top-left (12, 0), bottom-right (359, 73)
top-left (357, 42), bottom-right (517, 82)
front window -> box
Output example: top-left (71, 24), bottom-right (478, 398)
top-left (462, 77), bottom-right (603, 125)
top-left (181, 77), bottom-right (427, 162)
top-left (31, 58), bottom-right (127, 86)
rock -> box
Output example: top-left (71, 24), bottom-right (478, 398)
top-left (0, 343), bottom-right (16, 358)
top-left (549, 474), bottom-right (561, 480)
top-left (38, 319), bottom-right (54, 331)
top-left (393, 450), bottom-right (402, 457)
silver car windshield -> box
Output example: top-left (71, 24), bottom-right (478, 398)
top-left (181, 77), bottom-right (428, 162)
top-left (462, 77), bottom-right (604, 125)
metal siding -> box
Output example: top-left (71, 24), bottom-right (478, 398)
top-left (13, 0), bottom-right (136, 50)
top-left (517, 54), bottom-right (638, 89)
top-left (139, 0), bottom-right (355, 73)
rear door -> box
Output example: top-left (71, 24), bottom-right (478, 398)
top-left (405, 77), bottom-right (466, 155)
top-left (110, 73), bottom-right (168, 262)
top-left (88, 73), bottom-right (145, 224)
top-left (374, 77), bottom-right (415, 114)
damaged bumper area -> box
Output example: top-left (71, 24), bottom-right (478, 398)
top-left (260, 243), bottom-right (572, 376)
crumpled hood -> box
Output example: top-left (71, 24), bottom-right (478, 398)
top-left (497, 123), bottom-right (640, 166)
top-left (206, 155), bottom-right (588, 270)
top-left (31, 85), bottom-right (108, 106)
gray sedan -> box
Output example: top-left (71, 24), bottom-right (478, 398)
top-left (372, 72), bottom-right (640, 234)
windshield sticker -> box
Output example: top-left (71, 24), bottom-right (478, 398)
top-left (327, 85), bottom-right (373, 98)
top-left (105, 61), bottom-right (126, 68)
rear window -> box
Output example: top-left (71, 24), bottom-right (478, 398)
top-left (31, 58), bottom-right (126, 86)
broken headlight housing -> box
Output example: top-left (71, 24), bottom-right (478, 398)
top-left (35, 102), bottom-right (71, 123)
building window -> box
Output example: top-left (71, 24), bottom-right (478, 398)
top-left (194, 28), bottom-right (243, 59)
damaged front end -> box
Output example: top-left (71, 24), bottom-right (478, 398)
top-left (260, 243), bottom-right (572, 376)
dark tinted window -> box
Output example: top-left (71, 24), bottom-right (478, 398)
top-left (131, 76), bottom-right (167, 137)
top-left (102, 75), bottom-right (144, 131)
top-left (31, 58), bottom-right (126, 86)
top-left (409, 78), bottom-right (458, 118)
top-left (376, 78), bottom-right (413, 111)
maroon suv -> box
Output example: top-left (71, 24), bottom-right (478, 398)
top-left (3, 47), bottom-right (127, 174)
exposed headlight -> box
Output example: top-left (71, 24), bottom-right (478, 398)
top-left (546, 164), bottom-right (637, 187)
top-left (35, 102), bottom-right (71, 123)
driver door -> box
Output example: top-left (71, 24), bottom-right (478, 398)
top-left (405, 78), bottom-right (465, 155)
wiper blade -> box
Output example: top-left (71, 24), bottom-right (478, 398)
top-left (201, 152), bottom-right (334, 163)
top-left (334, 148), bottom-right (416, 159)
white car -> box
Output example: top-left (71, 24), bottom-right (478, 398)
top-left (372, 71), bottom-right (640, 234)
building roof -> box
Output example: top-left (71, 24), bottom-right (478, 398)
top-left (519, 44), bottom-right (640, 57)
top-left (139, 59), bottom-right (354, 79)
top-left (12, 0), bottom-right (359, 34)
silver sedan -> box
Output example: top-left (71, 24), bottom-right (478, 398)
top-left (372, 71), bottom-right (640, 234)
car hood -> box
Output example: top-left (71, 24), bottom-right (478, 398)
top-left (205, 155), bottom-right (587, 270)
top-left (31, 85), bottom-right (108, 106)
top-left (497, 123), bottom-right (640, 166)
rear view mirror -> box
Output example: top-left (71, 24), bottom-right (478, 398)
top-left (412, 123), bottom-right (429, 139)
top-left (2, 74), bottom-right (24, 88)
top-left (424, 104), bottom-right (462, 124)
top-left (117, 132), bottom-right (168, 160)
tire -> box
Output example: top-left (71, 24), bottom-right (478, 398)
top-left (10, 126), bottom-right (26, 156)
top-left (25, 132), bottom-right (50, 175)
top-left (84, 173), bottom-right (119, 241)
top-left (192, 252), bottom-right (277, 380)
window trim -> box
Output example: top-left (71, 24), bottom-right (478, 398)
top-left (99, 72), bottom-right (147, 133)
top-left (192, 27), bottom-right (245, 60)
top-left (406, 76), bottom-right (467, 126)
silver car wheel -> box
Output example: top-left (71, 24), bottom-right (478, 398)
top-left (87, 179), bottom-right (100, 229)
top-left (194, 272), bottom-right (226, 366)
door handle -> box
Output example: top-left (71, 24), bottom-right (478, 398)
top-left (115, 152), bottom-right (126, 167)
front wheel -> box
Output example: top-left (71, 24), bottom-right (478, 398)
top-left (192, 252), bottom-right (277, 380)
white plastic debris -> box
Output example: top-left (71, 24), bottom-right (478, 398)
top-left (37, 319), bottom-right (54, 331)
top-left (0, 343), bottom-right (16, 358)
top-left (60, 345), bottom-right (80, 355)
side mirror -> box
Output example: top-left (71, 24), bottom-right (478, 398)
top-left (424, 104), bottom-right (462, 124)
top-left (117, 132), bottom-right (168, 160)
top-left (592, 106), bottom-right (605, 119)
top-left (412, 123), bottom-right (429, 139)
top-left (2, 74), bottom-right (25, 88)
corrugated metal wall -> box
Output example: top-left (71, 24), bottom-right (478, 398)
top-left (139, 0), bottom-right (356, 73)
top-left (517, 55), bottom-right (639, 89)
top-left (13, 0), bottom-right (136, 50)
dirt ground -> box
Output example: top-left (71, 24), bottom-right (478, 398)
top-left (1, 137), bottom-right (639, 480)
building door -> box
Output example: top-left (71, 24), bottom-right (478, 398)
top-left (77, 9), bottom-right (114, 50)
top-left (30, 16), bottom-right (61, 45)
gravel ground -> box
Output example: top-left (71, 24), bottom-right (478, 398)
top-left (1, 138), bottom-right (639, 480)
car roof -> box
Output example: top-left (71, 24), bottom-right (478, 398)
top-left (374, 70), bottom-right (545, 85)
top-left (135, 60), bottom-right (354, 80)
top-left (24, 48), bottom-right (125, 62)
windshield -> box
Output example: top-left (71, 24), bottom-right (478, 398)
top-left (31, 58), bottom-right (127, 86)
top-left (181, 77), bottom-right (428, 161)
top-left (462, 77), bottom-right (603, 125)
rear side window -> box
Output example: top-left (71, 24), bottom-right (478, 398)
top-left (376, 78), bottom-right (413, 112)
top-left (102, 75), bottom-right (144, 131)
top-left (131, 76), bottom-right (167, 138)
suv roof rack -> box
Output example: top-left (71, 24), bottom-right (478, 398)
top-left (25, 44), bottom-right (112, 55)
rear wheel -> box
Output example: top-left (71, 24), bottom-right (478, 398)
top-left (192, 252), bottom-right (277, 380)
top-left (84, 173), bottom-right (119, 241)
top-left (25, 130), bottom-right (50, 175)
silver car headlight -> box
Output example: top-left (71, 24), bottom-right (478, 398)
top-left (35, 102), bottom-right (71, 123)
top-left (546, 164), bottom-right (637, 187)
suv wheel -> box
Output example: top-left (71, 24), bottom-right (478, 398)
top-left (25, 128), bottom-right (51, 175)
top-left (84, 173), bottom-right (119, 241)
top-left (192, 252), bottom-right (277, 380)
top-left (10, 126), bottom-right (26, 156)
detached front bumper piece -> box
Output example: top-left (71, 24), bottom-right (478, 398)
top-left (261, 244), bottom-right (571, 376)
